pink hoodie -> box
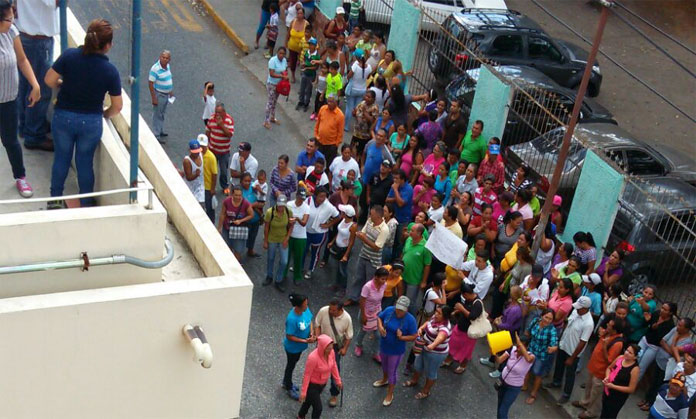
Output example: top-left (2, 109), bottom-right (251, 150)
top-left (301, 334), bottom-right (342, 398)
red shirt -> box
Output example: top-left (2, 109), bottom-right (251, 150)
top-left (473, 187), bottom-right (497, 215)
top-left (470, 215), bottom-right (497, 232)
top-left (588, 333), bottom-right (624, 379)
top-left (206, 112), bottom-right (235, 155)
top-left (477, 156), bottom-right (505, 194)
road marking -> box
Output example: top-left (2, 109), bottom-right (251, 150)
top-left (160, 0), bottom-right (203, 32)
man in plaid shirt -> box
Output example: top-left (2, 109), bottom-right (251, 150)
top-left (477, 137), bottom-right (505, 194)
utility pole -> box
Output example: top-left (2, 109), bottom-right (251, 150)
top-left (531, 0), bottom-right (613, 256)
top-left (129, 0), bottom-right (142, 203)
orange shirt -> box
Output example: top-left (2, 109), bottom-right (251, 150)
top-left (588, 333), bottom-right (624, 379)
top-left (314, 105), bottom-right (345, 146)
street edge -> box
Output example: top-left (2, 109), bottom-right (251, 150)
top-left (198, 0), bottom-right (250, 55)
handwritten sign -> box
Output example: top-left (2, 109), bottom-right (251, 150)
top-left (425, 223), bottom-right (468, 270)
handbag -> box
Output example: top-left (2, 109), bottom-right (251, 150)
top-left (228, 225), bottom-right (249, 240)
top-left (467, 299), bottom-right (492, 339)
top-left (343, 77), bottom-right (352, 97)
top-left (276, 72), bottom-right (291, 98)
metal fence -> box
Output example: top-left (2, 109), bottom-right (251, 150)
top-left (403, 5), bottom-right (696, 318)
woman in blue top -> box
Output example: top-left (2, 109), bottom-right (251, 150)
top-left (264, 46), bottom-right (288, 129)
top-left (372, 295), bottom-right (417, 406)
top-left (283, 293), bottom-right (316, 400)
top-left (433, 162), bottom-right (452, 205)
top-left (45, 19), bottom-right (122, 208)
top-left (241, 172), bottom-right (264, 257)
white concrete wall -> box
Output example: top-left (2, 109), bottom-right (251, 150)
top-left (0, 277), bottom-right (251, 418)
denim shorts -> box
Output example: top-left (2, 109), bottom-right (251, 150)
top-left (531, 355), bottom-right (553, 377)
top-left (414, 350), bottom-right (448, 380)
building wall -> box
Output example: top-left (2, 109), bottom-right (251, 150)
top-left (0, 277), bottom-right (251, 418)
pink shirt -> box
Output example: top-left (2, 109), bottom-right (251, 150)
top-left (400, 149), bottom-right (415, 177)
top-left (412, 185), bottom-right (436, 218)
top-left (501, 347), bottom-right (534, 387)
top-left (418, 154), bottom-right (445, 184)
top-left (548, 291), bottom-right (573, 327)
top-left (514, 202), bottom-right (533, 221)
top-left (361, 279), bottom-right (387, 331)
top-left (492, 202), bottom-right (509, 224)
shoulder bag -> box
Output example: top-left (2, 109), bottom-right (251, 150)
top-left (329, 313), bottom-right (344, 350)
top-left (467, 299), bottom-right (492, 339)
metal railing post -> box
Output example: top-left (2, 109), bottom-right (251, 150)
top-left (59, 0), bottom-right (67, 52)
top-left (129, 0), bottom-right (142, 203)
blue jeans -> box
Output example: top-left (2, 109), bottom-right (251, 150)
top-left (50, 109), bottom-right (102, 206)
top-left (404, 283), bottom-right (422, 316)
top-left (214, 152), bottom-right (230, 190)
top-left (0, 99), bottom-right (26, 179)
top-left (18, 35), bottom-right (53, 146)
top-left (344, 89), bottom-right (365, 131)
top-left (267, 241), bottom-right (289, 283)
top-left (256, 9), bottom-right (271, 39)
top-left (381, 246), bottom-right (393, 265)
top-left (497, 382), bottom-right (522, 419)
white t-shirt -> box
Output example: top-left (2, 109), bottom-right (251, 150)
top-left (673, 362), bottom-right (696, 399)
top-left (559, 310), bottom-right (595, 356)
top-left (370, 86), bottom-right (390, 110)
top-left (305, 166), bottom-right (330, 188)
top-left (287, 200), bottom-right (310, 239)
top-left (306, 197), bottom-right (340, 234)
top-left (285, 1), bottom-right (299, 27)
top-left (202, 94), bottom-right (216, 120)
top-left (251, 180), bottom-right (268, 202)
top-left (427, 205), bottom-right (445, 225)
top-left (350, 62), bottom-right (372, 92)
top-left (423, 288), bottom-right (442, 313)
top-left (229, 153), bottom-right (258, 184)
top-left (520, 275), bottom-right (550, 304)
top-left (461, 260), bottom-right (494, 300)
top-left (329, 156), bottom-right (360, 190)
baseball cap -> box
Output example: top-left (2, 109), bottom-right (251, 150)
top-left (338, 204), bottom-right (355, 217)
top-left (336, 6), bottom-right (345, 14)
top-left (395, 295), bottom-right (410, 312)
top-left (188, 139), bottom-right (202, 153)
top-left (238, 142), bottom-right (252, 152)
top-left (382, 159), bottom-right (393, 168)
top-left (197, 134), bottom-right (209, 147)
top-left (553, 195), bottom-right (563, 206)
top-left (308, 37), bottom-right (317, 45)
top-left (353, 48), bottom-right (365, 59)
top-left (582, 273), bottom-right (601, 285)
top-left (670, 372), bottom-right (686, 388)
top-left (296, 188), bottom-right (307, 199)
top-left (531, 263), bottom-right (544, 277)
top-left (572, 296), bottom-right (592, 310)
top-left (276, 194), bottom-right (288, 206)
top-left (489, 144), bottom-right (500, 155)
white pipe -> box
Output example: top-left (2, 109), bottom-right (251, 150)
top-left (0, 186), bottom-right (153, 205)
top-left (182, 324), bottom-right (213, 368)
top-left (0, 238), bottom-right (173, 275)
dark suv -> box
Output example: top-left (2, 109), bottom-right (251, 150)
top-left (428, 9), bottom-right (603, 96)
top-left (445, 66), bottom-right (615, 149)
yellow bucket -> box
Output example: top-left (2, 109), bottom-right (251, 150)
top-left (487, 330), bottom-right (513, 355)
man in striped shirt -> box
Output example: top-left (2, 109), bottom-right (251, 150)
top-left (148, 50), bottom-right (172, 143)
top-left (205, 103), bottom-right (235, 193)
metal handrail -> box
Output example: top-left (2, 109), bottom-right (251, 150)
top-left (0, 186), bottom-right (155, 209)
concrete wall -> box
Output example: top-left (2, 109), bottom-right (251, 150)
top-left (0, 277), bottom-right (251, 418)
top-left (387, 0), bottom-right (421, 93)
top-left (467, 65), bottom-right (512, 139)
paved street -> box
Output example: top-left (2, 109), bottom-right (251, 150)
top-left (67, 1), bottom-right (571, 418)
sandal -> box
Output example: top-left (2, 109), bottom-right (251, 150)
top-left (402, 380), bottom-right (417, 388)
top-left (639, 405), bottom-right (651, 412)
top-left (263, 122), bottom-right (271, 130)
top-left (526, 395), bottom-right (537, 405)
top-left (454, 366), bottom-right (467, 374)
top-left (415, 392), bottom-right (430, 400)
top-left (637, 400), bottom-right (648, 407)
top-left (440, 360), bottom-right (452, 368)
top-left (271, 118), bottom-right (280, 124)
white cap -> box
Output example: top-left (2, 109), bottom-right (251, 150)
top-left (338, 204), bottom-right (355, 217)
top-left (572, 296), bottom-right (592, 310)
top-left (197, 134), bottom-right (209, 147)
top-left (336, 6), bottom-right (345, 14)
top-left (582, 273), bottom-right (601, 285)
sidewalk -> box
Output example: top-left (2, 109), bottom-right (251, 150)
top-left (201, 1), bottom-right (649, 418)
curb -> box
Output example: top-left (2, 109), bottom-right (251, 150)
top-left (198, 0), bottom-right (250, 55)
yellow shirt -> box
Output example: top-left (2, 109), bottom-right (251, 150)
top-left (202, 149), bottom-right (218, 191)
top-left (445, 265), bottom-right (462, 293)
top-left (383, 264), bottom-right (403, 298)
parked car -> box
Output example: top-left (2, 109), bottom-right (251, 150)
top-left (364, 0), bottom-right (507, 33)
top-left (428, 9), bottom-right (602, 95)
top-left (607, 177), bottom-right (696, 295)
top-left (504, 122), bottom-right (696, 202)
top-left (445, 65), bottom-right (615, 149)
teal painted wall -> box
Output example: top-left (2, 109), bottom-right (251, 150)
top-left (318, 0), bottom-right (341, 19)
top-left (560, 150), bottom-right (625, 264)
top-left (387, 0), bottom-right (420, 93)
top-left (467, 66), bottom-right (512, 141)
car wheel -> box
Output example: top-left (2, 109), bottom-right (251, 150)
top-left (626, 268), bottom-right (653, 296)
top-left (428, 47), bottom-right (444, 74)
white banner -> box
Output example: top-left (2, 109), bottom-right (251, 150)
top-left (425, 223), bottom-right (468, 270)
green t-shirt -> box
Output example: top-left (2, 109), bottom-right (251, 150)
top-left (560, 267), bottom-right (582, 286)
top-left (407, 222), bottom-right (429, 240)
top-left (350, 0), bottom-right (362, 18)
top-left (530, 196), bottom-right (540, 217)
top-left (459, 130), bottom-right (487, 164)
top-left (326, 72), bottom-right (343, 97)
top-left (448, 167), bottom-right (459, 187)
top-left (264, 207), bottom-right (293, 243)
top-left (302, 49), bottom-right (321, 78)
top-left (401, 237), bottom-right (432, 286)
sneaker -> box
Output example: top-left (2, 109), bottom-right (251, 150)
top-left (489, 370), bottom-right (501, 378)
top-left (354, 346), bottom-right (363, 357)
top-left (310, 113), bottom-right (316, 121)
top-left (289, 266), bottom-right (294, 272)
top-left (303, 271), bottom-right (312, 280)
top-left (47, 200), bottom-right (66, 210)
top-left (15, 177), bottom-right (33, 198)
top-left (262, 276), bottom-right (273, 286)
top-left (264, 52), bottom-right (272, 59)
top-left (287, 387), bottom-right (300, 400)
top-left (479, 357), bottom-right (496, 368)
top-left (281, 382), bottom-right (299, 391)
top-left (373, 353), bottom-right (382, 363)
